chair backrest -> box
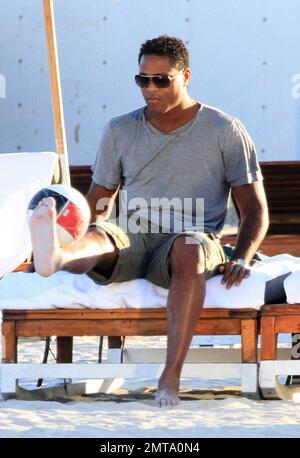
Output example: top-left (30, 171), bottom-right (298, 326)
top-left (0, 152), bottom-right (57, 277)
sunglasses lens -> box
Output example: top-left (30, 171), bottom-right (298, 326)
top-left (153, 76), bottom-right (170, 88)
top-left (135, 75), bottom-right (149, 88)
top-left (135, 75), bottom-right (171, 89)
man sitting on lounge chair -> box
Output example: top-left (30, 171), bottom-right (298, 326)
top-left (30, 35), bottom-right (269, 407)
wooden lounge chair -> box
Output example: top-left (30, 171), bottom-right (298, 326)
top-left (260, 304), bottom-right (300, 400)
top-left (1, 307), bottom-right (259, 398)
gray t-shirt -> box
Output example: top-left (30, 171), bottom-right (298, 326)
top-left (92, 103), bottom-right (262, 235)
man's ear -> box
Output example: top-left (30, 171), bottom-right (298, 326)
top-left (183, 67), bottom-right (191, 87)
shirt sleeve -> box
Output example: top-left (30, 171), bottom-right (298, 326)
top-left (91, 122), bottom-right (122, 190)
top-left (222, 118), bottom-right (263, 187)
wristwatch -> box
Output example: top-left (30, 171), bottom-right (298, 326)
top-left (232, 258), bottom-right (250, 268)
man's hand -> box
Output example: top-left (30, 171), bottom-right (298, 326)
top-left (218, 261), bottom-right (251, 289)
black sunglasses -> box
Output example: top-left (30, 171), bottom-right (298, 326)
top-left (135, 71), bottom-right (181, 89)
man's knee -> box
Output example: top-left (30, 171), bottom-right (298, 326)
top-left (169, 236), bottom-right (205, 275)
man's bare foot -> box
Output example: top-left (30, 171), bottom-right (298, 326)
top-left (155, 386), bottom-right (180, 408)
top-left (29, 197), bottom-right (62, 276)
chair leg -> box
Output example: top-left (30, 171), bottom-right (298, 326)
top-left (107, 336), bottom-right (126, 363)
top-left (261, 316), bottom-right (277, 360)
top-left (2, 321), bottom-right (17, 363)
top-left (57, 337), bottom-right (73, 363)
top-left (241, 319), bottom-right (258, 363)
top-left (108, 336), bottom-right (124, 349)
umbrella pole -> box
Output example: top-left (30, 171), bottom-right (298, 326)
top-left (43, 0), bottom-right (70, 185)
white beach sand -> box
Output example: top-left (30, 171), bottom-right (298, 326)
top-left (1, 334), bottom-right (300, 438)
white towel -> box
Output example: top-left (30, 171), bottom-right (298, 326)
top-left (1, 253), bottom-right (300, 310)
top-left (284, 271), bottom-right (300, 303)
top-left (0, 152), bottom-right (57, 277)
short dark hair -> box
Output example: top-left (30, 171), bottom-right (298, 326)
top-left (138, 35), bottom-right (189, 69)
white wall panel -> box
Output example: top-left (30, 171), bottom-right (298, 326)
top-left (0, 0), bottom-right (299, 164)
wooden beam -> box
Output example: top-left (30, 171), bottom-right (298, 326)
top-left (43, 0), bottom-right (70, 185)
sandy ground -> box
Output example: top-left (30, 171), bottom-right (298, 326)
top-left (1, 334), bottom-right (300, 438)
